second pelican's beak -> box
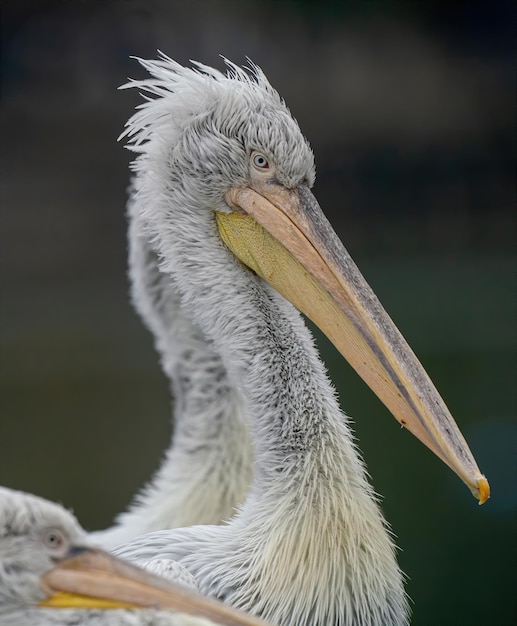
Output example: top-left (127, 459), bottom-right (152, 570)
top-left (219, 183), bottom-right (489, 503)
top-left (39, 548), bottom-right (269, 626)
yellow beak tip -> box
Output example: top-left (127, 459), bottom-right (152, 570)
top-left (476, 475), bottom-right (490, 505)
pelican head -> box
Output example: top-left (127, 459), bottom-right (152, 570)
top-left (0, 487), bottom-right (270, 625)
top-left (124, 54), bottom-right (488, 502)
top-left (125, 56), bottom-right (314, 210)
top-left (0, 486), bottom-right (87, 609)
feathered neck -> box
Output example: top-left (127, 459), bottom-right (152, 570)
top-left (136, 179), bottom-right (409, 624)
top-left (91, 217), bottom-right (252, 550)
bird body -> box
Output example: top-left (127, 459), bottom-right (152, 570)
top-left (112, 55), bottom-right (488, 625)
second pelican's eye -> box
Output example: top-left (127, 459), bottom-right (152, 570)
top-left (252, 153), bottom-right (269, 169)
top-left (41, 528), bottom-right (66, 554)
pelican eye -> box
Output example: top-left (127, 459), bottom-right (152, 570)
top-left (252, 153), bottom-right (269, 170)
top-left (42, 528), bottom-right (67, 554)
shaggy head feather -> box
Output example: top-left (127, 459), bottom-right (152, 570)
top-left (122, 52), bottom-right (315, 214)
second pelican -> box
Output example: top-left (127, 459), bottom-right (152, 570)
top-left (0, 486), bottom-right (269, 626)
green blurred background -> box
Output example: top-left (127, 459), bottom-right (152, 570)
top-left (1, 1), bottom-right (515, 624)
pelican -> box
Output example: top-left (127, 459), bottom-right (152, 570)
top-left (0, 486), bottom-right (269, 625)
top-left (111, 55), bottom-right (489, 626)
top-left (94, 192), bottom-right (252, 550)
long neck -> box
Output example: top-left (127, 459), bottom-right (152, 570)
top-left (92, 218), bottom-right (252, 549)
top-left (156, 211), bottom-right (409, 625)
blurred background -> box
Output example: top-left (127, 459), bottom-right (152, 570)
top-left (1, 1), bottom-right (515, 624)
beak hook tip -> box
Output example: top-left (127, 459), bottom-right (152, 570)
top-left (475, 475), bottom-right (490, 505)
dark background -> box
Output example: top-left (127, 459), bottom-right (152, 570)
top-left (1, 1), bottom-right (515, 624)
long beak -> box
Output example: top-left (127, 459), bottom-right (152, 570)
top-left (39, 548), bottom-right (270, 626)
top-left (219, 183), bottom-right (489, 503)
